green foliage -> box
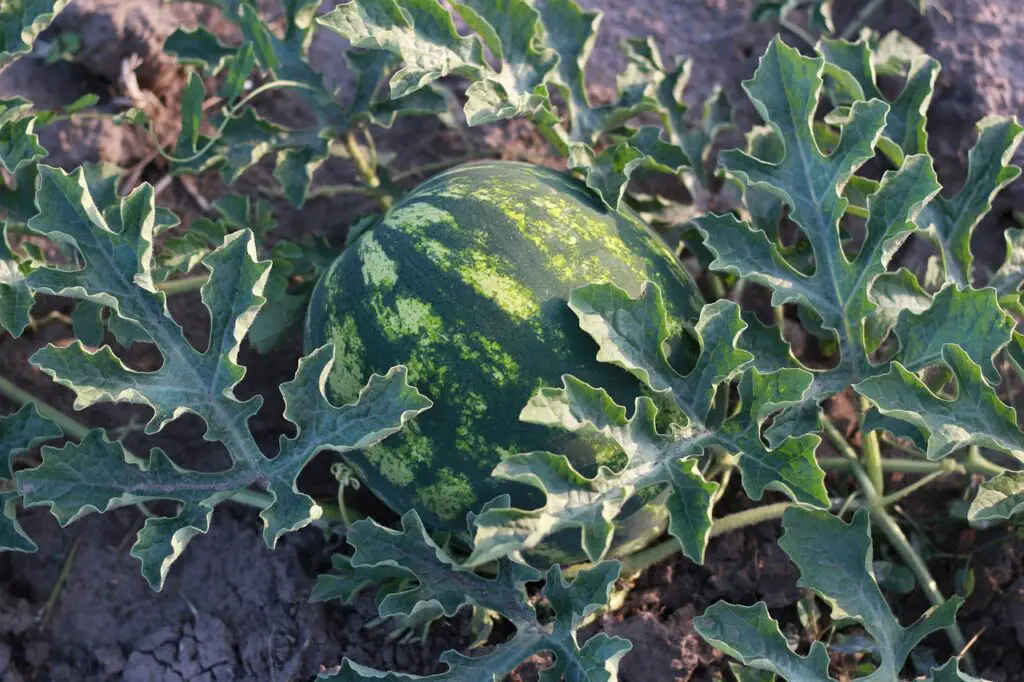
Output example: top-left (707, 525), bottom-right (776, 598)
top-left (320, 0), bottom-right (733, 209)
top-left (694, 39), bottom-right (1020, 457)
top-left (314, 509), bottom-right (630, 681)
top-left (0, 2), bottom-right (1022, 679)
top-left (163, 0), bottom-right (446, 206)
top-left (468, 281), bottom-right (823, 567)
top-left (0, 0), bottom-right (71, 69)
top-left (695, 508), bottom-right (965, 682)
top-left (7, 167), bottom-right (432, 588)
top-left (0, 403), bottom-right (62, 551)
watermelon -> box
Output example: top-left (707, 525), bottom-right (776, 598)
top-left (304, 161), bottom-right (704, 562)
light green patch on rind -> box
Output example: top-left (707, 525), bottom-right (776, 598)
top-left (384, 201), bottom-right (459, 235)
top-left (413, 468), bottom-right (478, 521)
top-left (373, 295), bottom-right (446, 343)
top-left (457, 249), bottom-right (540, 321)
top-left (452, 389), bottom-right (491, 459)
top-left (325, 315), bottom-right (366, 402)
top-left (362, 421), bottom-right (434, 487)
top-left (358, 233), bottom-right (398, 290)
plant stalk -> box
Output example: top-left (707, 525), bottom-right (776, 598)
top-left (859, 397), bottom-right (885, 494)
top-left (0, 375), bottom-right (90, 441)
top-left (155, 274), bottom-right (209, 296)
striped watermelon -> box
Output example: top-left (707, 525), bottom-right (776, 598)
top-left (304, 161), bottom-right (704, 563)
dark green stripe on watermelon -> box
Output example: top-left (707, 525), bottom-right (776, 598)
top-left (304, 161), bottom-right (704, 562)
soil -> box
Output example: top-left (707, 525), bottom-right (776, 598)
top-left (0, 0), bottom-right (1022, 680)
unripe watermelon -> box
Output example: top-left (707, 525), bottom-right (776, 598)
top-left (304, 161), bottom-right (704, 562)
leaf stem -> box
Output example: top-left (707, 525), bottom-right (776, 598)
top-left (0, 375), bottom-right (90, 441)
top-left (576, 500), bottom-right (811, 579)
top-left (859, 398), bottom-right (885, 494)
top-left (155, 274), bottom-right (209, 296)
top-left (965, 445), bottom-right (1006, 477)
top-left (147, 79), bottom-right (323, 165)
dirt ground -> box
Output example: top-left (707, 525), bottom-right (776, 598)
top-left (0, 0), bottom-right (1022, 680)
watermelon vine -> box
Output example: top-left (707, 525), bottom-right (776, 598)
top-left (0, 0), bottom-right (1022, 680)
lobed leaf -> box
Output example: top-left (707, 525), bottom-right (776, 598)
top-left (696, 508), bottom-right (963, 682)
top-left (819, 36), bottom-right (938, 166)
top-left (0, 230), bottom-right (32, 337)
top-left (855, 345), bottom-right (1024, 463)
top-left (315, 510), bottom-right (629, 681)
top-left (966, 470), bottom-right (1024, 523)
top-left (0, 403), bottom-right (62, 552)
top-left (0, 0), bottom-right (72, 69)
top-left (695, 38), bottom-right (1015, 439)
top-left (915, 116), bottom-right (1024, 287)
top-left (469, 282), bottom-right (823, 566)
top-left (12, 169), bottom-right (431, 588)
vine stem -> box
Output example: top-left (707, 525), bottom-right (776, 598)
top-left (0, 374), bottom-right (274, 510)
top-left (145, 80), bottom-right (322, 165)
top-left (840, 0), bottom-right (888, 39)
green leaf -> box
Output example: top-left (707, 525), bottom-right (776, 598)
top-left (320, 0), bottom-right (558, 128)
top-left (856, 345), bottom-right (1024, 463)
top-left (164, 27), bottom-right (235, 72)
top-left (819, 36), bottom-right (938, 165)
top-left (0, 403), bottom-right (62, 552)
top-left (0, 115), bottom-right (45, 174)
top-left (318, 0), bottom-right (484, 100)
top-left (14, 168), bottom-right (432, 587)
top-left (697, 602), bottom-right (832, 681)
top-left (532, 0), bottom-right (600, 142)
top-left (891, 284), bottom-right (1014, 385)
top-left (988, 227), bottom-right (1024, 296)
top-left (696, 509), bottom-right (962, 682)
top-left (273, 138), bottom-right (330, 208)
top-left (315, 510), bottom-right (630, 681)
top-left (453, 0), bottom-right (556, 125)
top-left (0, 0), bottom-right (72, 69)
top-left (0, 230), bottom-right (32, 337)
top-left (927, 658), bottom-right (985, 682)
top-left (916, 116), bottom-right (1024, 287)
top-left (967, 470), bottom-right (1024, 523)
top-left (569, 126), bottom-right (691, 210)
top-left (864, 268), bottom-right (931, 353)
top-left (692, 39), bottom-right (1012, 432)
top-left (469, 282), bottom-right (823, 566)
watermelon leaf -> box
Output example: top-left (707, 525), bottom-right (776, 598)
top-left (693, 38), bottom-right (1017, 451)
top-left (12, 168), bottom-right (431, 588)
top-left (855, 345), bottom-right (1024, 463)
top-left (314, 510), bottom-right (630, 681)
top-left (0, 229), bottom-right (32, 337)
top-left (967, 470), bottom-right (1024, 523)
top-left (164, 2), bottom-right (446, 206)
top-left (914, 116), bottom-right (1023, 288)
top-left (0, 0), bottom-right (72, 69)
top-left (0, 403), bottom-right (62, 552)
top-left (468, 281), bottom-right (824, 566)
top-left (819, 36), bottom-right (938, 166)
top-left (321, 0), bottom-right (735, 208)
top-left (695, 508), bottom-right (963, 682)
